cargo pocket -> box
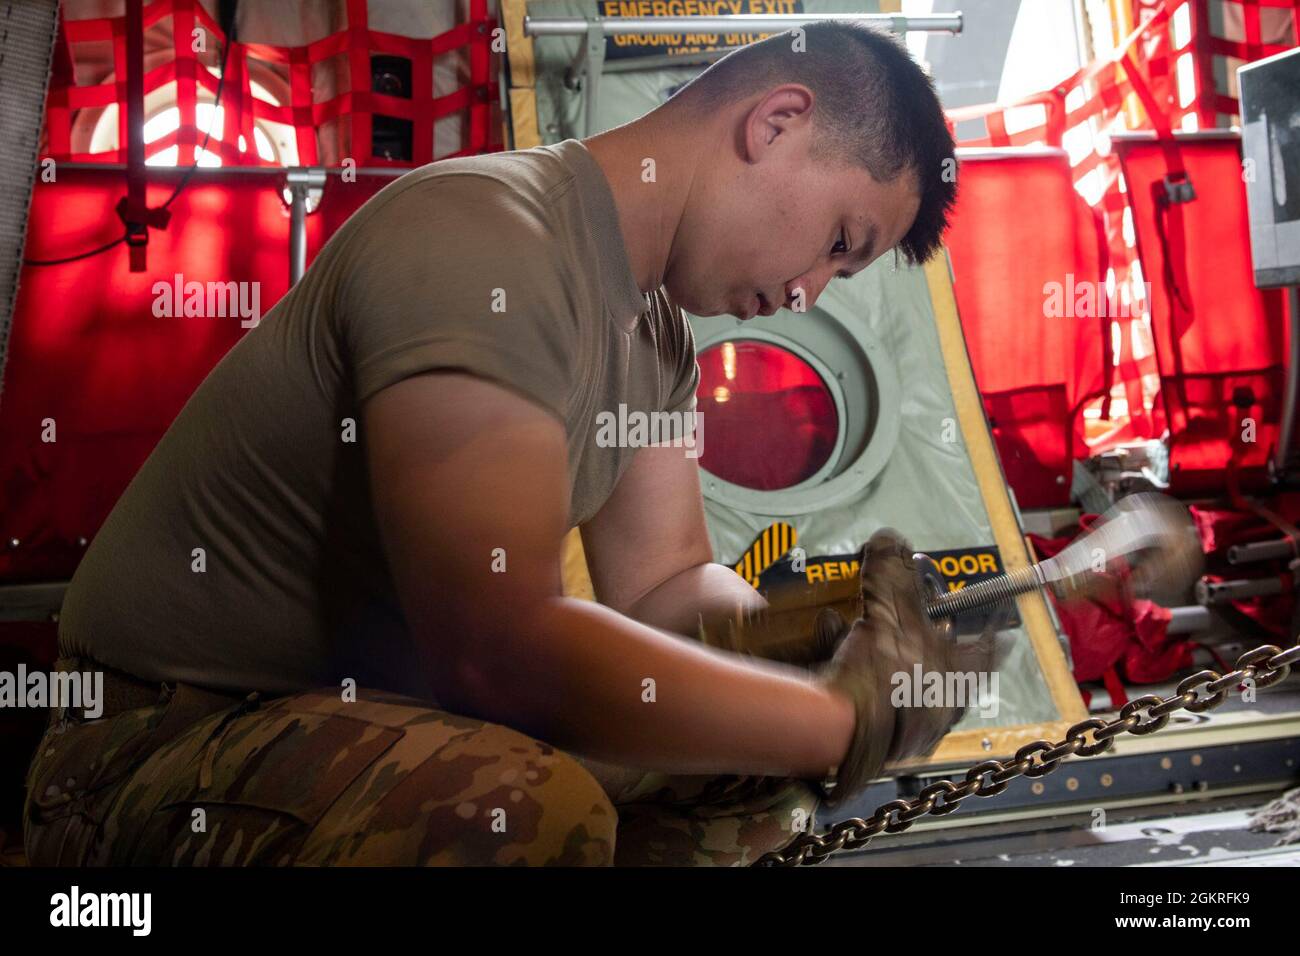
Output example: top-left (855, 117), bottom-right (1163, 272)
top-left (143, 704), bottom-right (405, 865)
top-left (23, 700), bottom-right (172, 864)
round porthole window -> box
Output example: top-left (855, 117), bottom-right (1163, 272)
top-left (689, 310), bottom-right (901, 517)
top-left (696, 341), bottom-right (838, 490)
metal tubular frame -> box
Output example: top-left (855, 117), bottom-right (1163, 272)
top-left (285, 168), bottom-right (327, 286)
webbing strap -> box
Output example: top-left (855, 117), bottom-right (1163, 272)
top-left (122, 0), bottom-right (147, 272)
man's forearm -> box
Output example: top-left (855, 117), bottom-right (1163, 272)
top-left (625, 561), bottom-right (767, 636)
top-left (448, 595), bottom-right (854, 779)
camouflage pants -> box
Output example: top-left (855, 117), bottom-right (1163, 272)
top-left (24, 683), bottom-right (819, 866)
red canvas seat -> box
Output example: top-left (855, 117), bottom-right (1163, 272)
top-left (1115, 133), bottom-right (1290, 496)
top-left (946, 148), bottom-right (1110, 509)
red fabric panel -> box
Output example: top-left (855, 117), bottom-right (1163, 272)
top-left (946, 154), bottom-right (1108, 508)
top-left (0, 169), bottom-right (389, 582)
top-left (1117, 138), bottom-right (1290, 495)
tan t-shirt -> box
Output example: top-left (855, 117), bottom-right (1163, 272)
top-left (58, 139), bottom-right (700, 697)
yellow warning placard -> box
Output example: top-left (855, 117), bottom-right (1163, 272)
top-left (730, 523), bottom-right (1019, 636)
top-left (598, 0), bottom-right (804, 60)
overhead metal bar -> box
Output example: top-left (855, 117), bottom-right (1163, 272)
top-left (524, 13), bottom-right (965, 37)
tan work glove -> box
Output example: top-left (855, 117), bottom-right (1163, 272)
top-left (818, 529), bottom-right (967, 806)
top-left (696, 575), bottom-right (857, 666)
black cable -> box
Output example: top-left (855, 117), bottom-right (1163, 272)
top-left (23, 232), bottom-right (128, 266)
top-left (24, 23), bottom-right (233, 267)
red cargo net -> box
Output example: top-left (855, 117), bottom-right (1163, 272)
top-left (1172, 0), bottom-right (1300, 127)
top-left (43, 0), bottom-right (499, 168)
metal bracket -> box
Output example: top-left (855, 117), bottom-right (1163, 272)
top-left (1161, 171), bottom-right (1197, 205)
top-left (561, 17), bottom-right (608, 138)
top-left (284, 167), bottom-right (327, 286)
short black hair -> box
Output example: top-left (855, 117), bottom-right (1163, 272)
top-left (672, 20), bottom-right (957, 265)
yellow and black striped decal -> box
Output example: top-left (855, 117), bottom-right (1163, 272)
top-left (732, 528), bottom-right (1017, 636)
top-left (732, 521), bottom-right (797, 588)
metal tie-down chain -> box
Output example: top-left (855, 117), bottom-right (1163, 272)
top-left (754, 642), bottom-right (1300, 866)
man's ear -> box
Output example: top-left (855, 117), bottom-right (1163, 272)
top-left (741, 84), bottom-right (816, 163)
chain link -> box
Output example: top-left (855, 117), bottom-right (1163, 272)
top-left (754, 642), bottom-right (1300, 866)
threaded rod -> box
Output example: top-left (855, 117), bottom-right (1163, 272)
top-left (924, 565), bottom-right (1045, 620)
